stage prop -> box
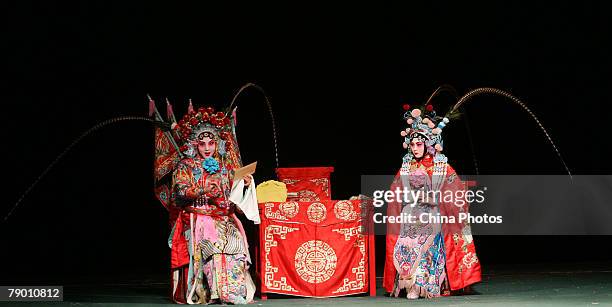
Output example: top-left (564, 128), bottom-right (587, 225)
top-left (276, 167), bottom-right (334, 201)
top-left (257, 167), bottom-right (376, 298)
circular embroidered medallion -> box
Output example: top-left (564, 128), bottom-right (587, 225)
top-left (307, 202), bottom-right (327, 223)
top-left (279, 201), bottom-right (300, 218)
top-left (333, 200), bottom-right (357, 221)
top-left (294, 240), bottom-right (337, 284)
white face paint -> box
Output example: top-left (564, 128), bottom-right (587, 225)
top-left (410, 138), bottom-right (425, 159)
top-left (197, 135), bottom-right (217, 159)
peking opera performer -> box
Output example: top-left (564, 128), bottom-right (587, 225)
top-left (165, 105), bottom-right (259, 304)
top-left (383, 103), bottom-right (482, 299)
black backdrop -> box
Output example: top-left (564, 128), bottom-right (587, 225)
top-left (3, 1), bottom-right (611, 284)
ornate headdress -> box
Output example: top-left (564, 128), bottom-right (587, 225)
top-left (400, 103), bottom-right (449, 164)
top-left (172, 104), bottom-right (233, 158)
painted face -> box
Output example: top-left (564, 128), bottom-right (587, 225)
top-left (409, 138), bottom-right (425, 159)
top-left (197, 135), bottom-right (217, 159)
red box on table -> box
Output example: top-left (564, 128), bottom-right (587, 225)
top-left (275, 167), bottom-right (334, 201)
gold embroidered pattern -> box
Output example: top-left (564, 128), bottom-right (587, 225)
top-left (308, 178), bottom-right (330, 197)
top-left (282, 179), bottom-right (300, 185)
top-left (298, 190), bottom-right (320, 201)
top-left (307, 202), bottom-right (327, 223)
top-left (264, 225), bottom-right (299, 292)
top-left (294, 240), bottom-right (337, 284)
top-left (279, 201), bottom-right (300, 218)
top-left (462, 251), bottom-right (479, 269)
top-left (334, 200), bottom-right (358, 221)
top-left (264, 202), bottom-right (287, 220)
top-left (331, 227), bottom-right (366, 293)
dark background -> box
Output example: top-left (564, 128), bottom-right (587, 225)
top-left (2, 1), bottom-right (611, 285)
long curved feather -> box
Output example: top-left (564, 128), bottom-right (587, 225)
top-left (4, 116), bottom-right (162, 223)
top-left (424, 85), bottom-right (480, 174)
top-left (446, 87), bottom-right (572, 178)
top-left (225, 83), bottom-right (280, 168)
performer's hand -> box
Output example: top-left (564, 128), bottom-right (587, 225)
top-left (244, 175), bottom-right (253, 187)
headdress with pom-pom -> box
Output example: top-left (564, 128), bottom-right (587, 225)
top-left (172, 105), bottom-right (233, 158)
top-left (400, 102), bottom-right (449, 164)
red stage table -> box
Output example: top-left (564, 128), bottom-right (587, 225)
top-left (257, 200), bottom-right (376, 298)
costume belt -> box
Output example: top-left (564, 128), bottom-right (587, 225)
top-left (183, 206), bottom-right (233, 217)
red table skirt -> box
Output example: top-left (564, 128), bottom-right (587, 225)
top-left (257, 200), bottom-right (376, 298)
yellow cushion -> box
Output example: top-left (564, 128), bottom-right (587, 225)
top-left (256, 180), bottom-right (288, 202)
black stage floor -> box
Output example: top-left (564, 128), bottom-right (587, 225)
top-left (2, 262), bottom-right (611, 306)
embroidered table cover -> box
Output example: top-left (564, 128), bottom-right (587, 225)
top-left (258, 200), bottom-right (376, 298)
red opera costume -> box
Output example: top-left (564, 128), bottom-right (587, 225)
top-left (152, 101), bottom-right (259, 305)
top-left (383, 104), bottom-right (482, 299)
top-left (383, 155), bottom-right (482, 295)
top-left (379, 86), bottom-right (573, 299)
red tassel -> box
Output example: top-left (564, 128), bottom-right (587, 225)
top-left (166, 99), bottom-right (174, 121)
top-left (187, 99), bottom-right (194, 114)
top-left (232, 107), bottom-right (238, 126)
top-left (148, 97), bottom-right (155, 117)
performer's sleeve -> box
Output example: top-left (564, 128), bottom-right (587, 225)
top-left (173, 160), bottom-right (203, 201)
top-left (440, 163), bottom-right (482, 290)
top-left (229, 175), bottom-right (260, 224)
top-left (440, 164), bottom-right (472, 234)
